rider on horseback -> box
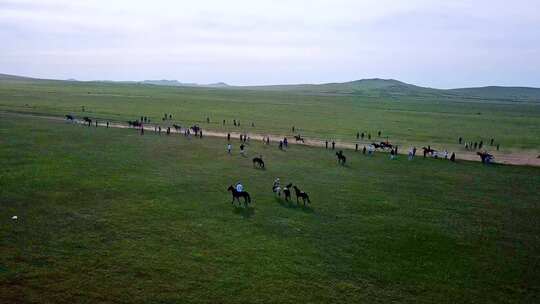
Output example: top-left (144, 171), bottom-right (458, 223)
top-left (272, 178), bottom-right (280, 192)
top-left (236, 182), bottom-right (244, 193)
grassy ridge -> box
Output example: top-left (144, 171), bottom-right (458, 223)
top-left (1, 115), bottom-right (539, 303)
top-left (1, 79), bottom-right (540, 150)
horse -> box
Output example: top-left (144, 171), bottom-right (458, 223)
top-left (283, 183), bottom-right (292, 201)
top-left (83, 117), bottom-right (92, 126)
top-left (190, 125), bottom-right (200, 134)
top-left (227, 186), bottom-right (251, 207)
top-left (294, 135), bottom-right (305, 143)
top-left (477, 151), bottom-right (494, 164)
top-left (422, 146), bottom-right (436, 156)
top-left (253, 156), bottom-right (265, 168)
top-left (128, 120), bottom-right (141, 128)
top-left (65, 114), bottom-right (74, 121)
top-left (293, 186), bottom-right (311, 206)
top-left (336, 151), bottom-right (346, 165)
top-left (172, 124), bottom-right (181, 131)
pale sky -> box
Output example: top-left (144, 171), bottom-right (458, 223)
top-left (1, 0), bottom-right (539, 88)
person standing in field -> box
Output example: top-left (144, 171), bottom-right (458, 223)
top-left (227, 133), bottom-right (231, 141)
top-left (332, 141), bottom-right (335, 150)
top-left (450, 152), bottom-right (456, 162)
top-left (227, 143), bottom-right (232, 154)
top-left (408, 148), bottom-right (414, 160)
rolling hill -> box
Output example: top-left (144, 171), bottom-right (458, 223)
top-left (0, 73), bottom-right (538, 102)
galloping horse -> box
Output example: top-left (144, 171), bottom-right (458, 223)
top-left (227, 186), bottom-right (251, 207)
top-left (477, 151), bottom-right (494, 164)
top-left (336, 151), bottom-right (346, 165)
top-left (294, 135), bottom-right (305, 143)
top-left (253, 156), bottom-right (265, 168)
top-left (293, 186), bottom-right (311, 206)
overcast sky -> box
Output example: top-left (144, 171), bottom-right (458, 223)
top-left (1, 0), bottom-right (539, 88)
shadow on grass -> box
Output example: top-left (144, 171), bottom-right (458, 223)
top-left (232, 205), bottom-right (255, 218)
top-left (274, 197), bottom-right (314, 213)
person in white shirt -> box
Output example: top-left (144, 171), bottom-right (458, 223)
top-left (235, 182), bottom-right (244, 193)
top-left (227, 143), bottom-right (232, 154)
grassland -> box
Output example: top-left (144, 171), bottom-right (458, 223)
top-left (1, 78), bottom-right (540, 151)
top-left (1, 114), bottom-right (539, 303)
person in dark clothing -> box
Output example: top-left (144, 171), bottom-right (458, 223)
top-left (227, 133), bottom-right (231, 141)
top-left (356, 132), bottom-right (360, 139)
top-left (450, 152), bottom-right (456, 162)
top-left (292, 126), bottom-right (295, 132)
top-left (158, 126), bottom-right (161, 134)
top-left (490, 138), bottom-right (494, 146)
top-left (325, 140), bottom-right (328, 149)
top-left (361, 132), bottom-right (364, 140)
top-left (378, 130), bottom-right (381, 137)
top-left (223, 119), bottom-right (226, 125)
top-left (496, 144), bottom-right (500, 151)
top-left (413, 147), bottom-right (417, 156)
top-left (167, 127), bottom-right (170, 135)
top-left (459, 137), bottom-right (462, 144)
top-left (106, 121), bottom-right (109, 128)
top-left (355, 144), bottom-right (358, 151)
top-left (479, 141), bottom-right (483, 149)
top-left (362, 146), bottom-right (366, 154)
top-left (368, 134), bottom-right (371, 140)
top-left (283, 137), bottom-right (288, 148)
top-left (332, 141), bottom-right (335, 150)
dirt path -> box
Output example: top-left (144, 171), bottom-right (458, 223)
top-left (3, 111), bottom-right (540, 167)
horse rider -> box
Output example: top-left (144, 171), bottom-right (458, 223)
top-left (236, 182), bottom-right (244, 193)
top-left (273, 178), bottom-right (280, 192)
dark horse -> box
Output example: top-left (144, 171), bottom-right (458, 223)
top-left (336, 151), bottom-right (346, 165)
top-left (477, 151), bottom-right (494, 164)
top-left (252, 156), bottom-right (265, 168)
top-left (294, 135), bottom-right (305, 143)
top-left (293, 186), bottom-right (311, 206)
top-left (283, 183), bottom-right (292, 202)
top-left (83, 117), bottom-right (92, 126)
top-left (227, 186), bottom-right (251, 207)
top-left (65, 114), bottom-right (74, 121)
top-left (172, 124), bottom-right (182, 131)
top-left (128, 120), bottom-right (141, 128)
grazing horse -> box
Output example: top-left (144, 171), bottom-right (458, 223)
top-left (65, 114), bottom-right (74, 121)
top-left (293, 186), bottom-right (311, 206)
top-left (252, 156), bottom-right (265, 168)
top-left (294, 135), bottom-right (305, 143)
top-left (227, 186), bottom-right (251, 207)
top-left (283, 183), bottom-right (292, 202)
top-left (83, 117), bottom-right (92, 126)
top-left (172, 124), bottom-right (181, 131)
top-left (336, 151), bottom-right (346, 165)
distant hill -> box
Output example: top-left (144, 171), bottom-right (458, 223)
top-left (0, 73), bottom-right (538, 102)
top-left (139, 80), bottom-right (229, 88)
top-left (242, 79), bottom-right (540, 102)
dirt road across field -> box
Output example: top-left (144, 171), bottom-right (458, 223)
top-left (3, 111), bottom-right (540, 167)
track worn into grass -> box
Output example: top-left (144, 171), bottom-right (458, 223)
top-left (2, 111), bottom-right (539, 167)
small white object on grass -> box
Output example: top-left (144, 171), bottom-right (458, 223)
top-left (12, 216), bottom-right (18, 220)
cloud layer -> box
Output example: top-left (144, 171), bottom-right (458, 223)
top-left (1, 0), bottom-right (539, 87)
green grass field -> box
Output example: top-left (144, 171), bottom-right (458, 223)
top-left (1, 78), bottom-right (540, 151)
top-left (1, 114), bottom-right (539, 303)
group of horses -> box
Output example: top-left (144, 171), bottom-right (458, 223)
top-left (228, 184), bottom-right (310, 208)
